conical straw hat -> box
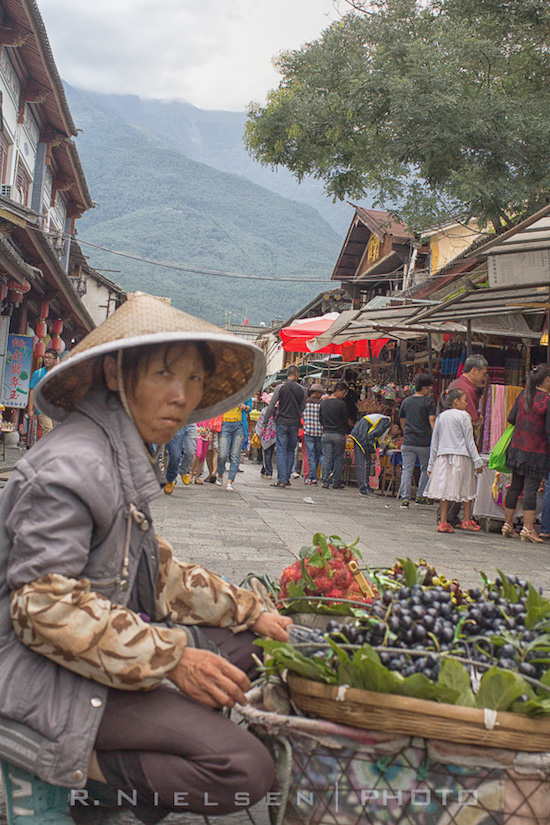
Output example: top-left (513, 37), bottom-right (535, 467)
top-left (35, 292), bottom-right (266, 424)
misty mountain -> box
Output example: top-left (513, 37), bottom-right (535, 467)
top-left (72, 88), bottom-right (353, 236)
top-left (65, 84), bottom-right (343, 324)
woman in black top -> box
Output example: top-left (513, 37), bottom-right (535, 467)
top-left (319, 381), bottom-right (349, 489)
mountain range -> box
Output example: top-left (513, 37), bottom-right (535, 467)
top-left (65, 85), bottom-right (354, 325)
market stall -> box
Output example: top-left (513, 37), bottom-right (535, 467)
top-left (240, 539), bottom-right (550, 825)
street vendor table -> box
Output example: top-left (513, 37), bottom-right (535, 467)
top-left (473, 457), bottom-right (542, 533)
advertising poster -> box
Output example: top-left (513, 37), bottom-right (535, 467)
top-left (1, 334), bottom-right (34, 408)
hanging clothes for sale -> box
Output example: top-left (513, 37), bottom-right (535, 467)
top-left (489, 384), bottom-right (507, 450)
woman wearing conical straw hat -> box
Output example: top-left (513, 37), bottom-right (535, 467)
top-left (0, 293), bottom-right (292, 825)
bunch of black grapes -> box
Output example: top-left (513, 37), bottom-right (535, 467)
top-left (324, 577), bottom-right (547, 683)
top-left (460, 575), bottom-right (545, 680)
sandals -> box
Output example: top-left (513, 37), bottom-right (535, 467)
top-left (194, 478), bottom-right (204, 485)
top-left (520, 528), bottom-right (543, 544)
top-left (461, 520), bottom-right (481, 532)
top-left (501, 523), bottom-right (519, 538)
top-left (437, 522), bottom-right (455, 533)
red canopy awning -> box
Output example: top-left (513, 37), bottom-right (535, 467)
top-left (279, 313), bottom-right (389, 358)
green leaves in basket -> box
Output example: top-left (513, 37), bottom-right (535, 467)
top-left (496, 569), bottom-right (520, 604)
top-left (524, 583), bottom-right (550, 630)
top-left (436, 659), bottom-right (475, 707)
top-left (254, 638), bottom-right (338, 684)
top-left (474, 666), bottom-right (530, 711)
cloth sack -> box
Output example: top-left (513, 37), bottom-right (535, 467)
top-left (489, 424), bottom-right (514, 473)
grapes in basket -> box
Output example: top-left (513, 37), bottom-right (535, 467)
top-left (258, 561), bottom-right (550, 715)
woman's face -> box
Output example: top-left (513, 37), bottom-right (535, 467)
top-left (106, 345), bottom-right (206, 444)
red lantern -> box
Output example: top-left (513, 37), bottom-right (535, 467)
top-left (8, 289), bottom-right (23, 305)
top-left (40, 302), bottom-right (50, 319)
top-left (52, 319), bottom-right (63, 335)
top-left (36, 321), bottom-right (47, 339)
top-left (7, 279), bottom-right (30, 293)
top-left (50, 335), bottom-right (63, 353)
top-left (34, 340), bottom-right (46, 358)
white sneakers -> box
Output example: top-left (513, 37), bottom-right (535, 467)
top-left (215, 475), bottom-right (223, 486)
top-left (226, 480), bottom-right (234, 492)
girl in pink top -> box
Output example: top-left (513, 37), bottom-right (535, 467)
top-left (190, 421), bottom-right (211, 484)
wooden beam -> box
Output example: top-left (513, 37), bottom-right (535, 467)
top-left (0, 26), bottom-right (30, 48)
top-left (50, 176), bottom-right (73, 207)
top-left (18, 80), bottom-right (50, 123)
top-left (40, 126), bottom-right (70, 165)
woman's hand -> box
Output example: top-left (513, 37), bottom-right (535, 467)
top-left (251, 611), bottom-right (293, 641)
top-left (167, 647), bottom-right (251, 709)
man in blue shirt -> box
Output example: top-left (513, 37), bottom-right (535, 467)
top-left (28, 348), bottom-right (59, 438)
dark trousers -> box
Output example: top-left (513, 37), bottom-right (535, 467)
top-left (304, 434), bottom-right (322, 480)
top-left (261, 443), bottom-right (275, 476)
top-left (354, 444), bottom-right (371, 493)
top-left (93, 629), bottom-right (274, 824)
top-left (505, 470), bottom-right (544, 512)
top-left (275, 423), bottom-right (299, 484)
top-left (321, 432), bottom-right (346, 486)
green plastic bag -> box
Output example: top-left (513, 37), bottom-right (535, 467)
top-left (489, 425), bottom-right (514, 473)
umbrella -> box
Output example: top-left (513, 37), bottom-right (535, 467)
top-left (280, 313), bottom-right (390, 359)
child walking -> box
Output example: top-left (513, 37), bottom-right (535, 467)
top-left (424, 388), bottom-right (484, 533)
top-left (190, 421), bottom-right (211, 484)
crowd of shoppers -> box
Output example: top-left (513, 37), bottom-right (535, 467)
top-left (159, 354), bottom-right (550, 541)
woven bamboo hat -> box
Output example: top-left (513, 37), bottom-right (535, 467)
top-left (35, 292), bottom-right (266, 424)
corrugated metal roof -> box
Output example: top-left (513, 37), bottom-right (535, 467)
top-left (465, 204), bottom-right (550, 259)
top-left (409, 283), bottom-right (549, 324)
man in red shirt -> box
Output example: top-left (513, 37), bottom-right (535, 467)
top-left (447, 354), bottom-right (488, 429)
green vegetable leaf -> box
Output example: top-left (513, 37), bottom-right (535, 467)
top-left (286, 581), bottom-right (306, 598)
top-left (398, 557), bottom-right (423, 587)
top-left (307, 554), bottom-right (326, 569)
top-left (394, 673), bottom-right (439, 700)
top-left (475, 667), bottom-right (529, 711)
top-left (535, 668), bottom-right (550, 699)
top-left (525, 583), bottom-right (550, 629)
top-left (496, 569), bottom-right (519, 603)
top-left (438, 658), bottom-right (471, 694)
top-left (312, 533), bottom-right (329, 554)
top-left (254, 639), bottom-right (338, 684)
top-left (299, 544), bottom-right (317, 559)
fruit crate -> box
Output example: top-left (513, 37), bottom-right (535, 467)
top-left (287, 675), bottom-right (550, 752)
top-left (241, 686), bottom-right (550, 825)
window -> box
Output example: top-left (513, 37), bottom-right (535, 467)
top-left (0, 133), bottom-right (9, 185)
top-left (15, 161), bottom-right (31, 206)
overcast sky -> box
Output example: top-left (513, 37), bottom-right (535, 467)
top-left (37, 0), bottom-right (344, 111)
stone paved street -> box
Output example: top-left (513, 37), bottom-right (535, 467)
top-left (153, 459), bottom-right (550, 594)
top-left (1, 455), bottom-right (550, 824)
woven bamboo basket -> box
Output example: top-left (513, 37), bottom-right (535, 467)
top-left (288, 675), bottom-right (550, 752)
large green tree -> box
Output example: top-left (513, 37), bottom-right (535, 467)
top-left (245, 0), bottom-right (550, 233)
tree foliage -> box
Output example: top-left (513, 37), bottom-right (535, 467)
top-left (245, 0), bottom-right (550, 232)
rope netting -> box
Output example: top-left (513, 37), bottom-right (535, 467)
top-left (240, 691), bottom-right (550, 825)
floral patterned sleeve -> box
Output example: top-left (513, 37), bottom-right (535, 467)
top-left (9, 536), bottom-right (263, 691)
top-left (10, 573), bottom-right (188, 690)
top-left (154, 536), bottom-right (263, 631)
